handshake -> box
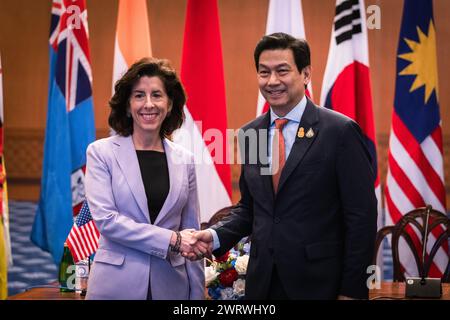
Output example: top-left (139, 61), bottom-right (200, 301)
top-left (170, 229), bottom-right (214, 261)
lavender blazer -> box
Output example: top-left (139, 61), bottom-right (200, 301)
top-left (84, 135), bottom-right (204, 300)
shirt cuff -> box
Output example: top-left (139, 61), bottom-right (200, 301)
top-left (207, 228), bottom-right (221, 251)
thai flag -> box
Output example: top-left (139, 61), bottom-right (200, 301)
top-left (31, 0), bottom-right (95, 264)
top-left (67, 201), bottom-right (99, 263)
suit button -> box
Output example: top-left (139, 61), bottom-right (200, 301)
top-left (274, 217), bottom-right (281, 224)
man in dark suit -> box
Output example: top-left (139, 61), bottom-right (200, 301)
top-left (190, 32), bottom-right (377, 300)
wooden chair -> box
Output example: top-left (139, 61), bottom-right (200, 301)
top-left (373, 205), bottom-right (450, 282)
top-left (201, 205), bottom-right (235, 230)
top-left (200, 205), bottom-right (251, 261)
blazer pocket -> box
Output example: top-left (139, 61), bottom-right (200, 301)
top-left (305, 241), bottom-right (342, 261)
top-left (94, 248), bottom-right (125, 266)
top-left (168, 252), bottom-right (186, 267)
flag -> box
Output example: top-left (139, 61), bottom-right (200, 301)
top-left (385, 0), bottom-right (448, 278)
top-left (320, 0), bottom-right (381, 227)
top-left (256, 0), bottom-right (312, 116)
top-left (0, 52), bottom-right (12, 299)
top-left (112, 0), bottom-right (152, 94)
top-left (173, 0), bottom-right (231, 223)
top-left (31, 0), bottom-right (96, 264)
top-left (67, 201), bottom-right (99, 263)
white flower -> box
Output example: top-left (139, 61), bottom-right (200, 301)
top-left (234, 255), bottom-right (249, 275)
top-left (220, 287), bottom-right (235, 300)
top-left (205, 265), bottom-right (219, 287)
top-left (233, 278), bottom-right (245, 295)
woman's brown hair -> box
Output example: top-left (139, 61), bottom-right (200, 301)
top-left (108, 57), bottom-right (186, 138)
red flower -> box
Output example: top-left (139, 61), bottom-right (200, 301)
top-left (215, 251), bottom-right (229, 263)
top-left (218, 268), bottom-right (238, 287)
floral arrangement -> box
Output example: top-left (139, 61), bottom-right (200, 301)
top-left (205, 237), bottom-right (250, 300)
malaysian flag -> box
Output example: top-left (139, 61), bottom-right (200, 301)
top-left (31, 0), bottom-right (95, 264)
top-left (385, 0), bottom-right (448, 278)
top-left (67, 201), bottom-right (99, 263)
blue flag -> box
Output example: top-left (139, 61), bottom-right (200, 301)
top-left (31, 0), bottom-right (95, 265)
top-left (394, 0), bottom-right (440, 142)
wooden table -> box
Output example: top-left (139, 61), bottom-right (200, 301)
top-left (8, 282), bottom-right (450, 300)
top-left (369, 282), bottom-right (450, 300)
top-left (8, 285), bottom-right (85, 300)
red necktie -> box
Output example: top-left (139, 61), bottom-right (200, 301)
top-left (272, 118), bottom-right (289, 193)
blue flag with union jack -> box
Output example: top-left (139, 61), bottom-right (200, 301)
top-left (385, 0), bottom-right (448, 278)
top-left (31, 0), bottom-right (95, 264)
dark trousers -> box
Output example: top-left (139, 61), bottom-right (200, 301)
top-left (267, 265), bottom-right (289, 300)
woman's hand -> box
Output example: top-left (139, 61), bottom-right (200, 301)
top-left (178, 229), bottom-right (198, 254)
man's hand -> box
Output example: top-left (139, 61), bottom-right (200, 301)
top-left (178, 229), bottom-right (199, 254)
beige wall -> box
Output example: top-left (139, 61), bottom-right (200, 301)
top-left (0, 0), bottom-right (449, 206)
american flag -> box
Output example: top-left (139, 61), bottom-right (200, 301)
top-left (67, 201), bottom-right (99, 263)
top-left (385, 0), bottom-right (448, 278)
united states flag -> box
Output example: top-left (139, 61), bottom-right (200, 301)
top-left (67, 201), bottom-right (99, 263)
top-left (385, 0), bottom-right (448, 278)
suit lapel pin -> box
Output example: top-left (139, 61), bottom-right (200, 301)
top-left (306, 128), bottom-right (314, 138)
top-left (297, 127), bottom-right (305, 138)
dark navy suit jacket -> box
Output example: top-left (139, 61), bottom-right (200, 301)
top-left (212, 98), bottom-right (378, 299)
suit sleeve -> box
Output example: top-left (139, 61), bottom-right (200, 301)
top-left (336, 121), bottom-right (378, 299)
top-left (85, 142), bottom-right (173, 259)
top-left (212, 164), bottom-right (254, 257)
top-left (180, 159), bottom-right (205, 300)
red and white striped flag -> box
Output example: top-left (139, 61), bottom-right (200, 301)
top-left (320, 0), bottom-right (381, 230)
top-left (256, 0), bottom-right (312, 116)
top-left (112, 0), bottom-right (152, 93)
top-left (385, 0), bottom-right (448, 278)
top-left (67, 201), bottom-right (99, 263)
top-left (173, 0), bottom-right (231, 223)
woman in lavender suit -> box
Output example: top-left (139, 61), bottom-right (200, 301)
top-left (85, 58), bottom-right (204, 300)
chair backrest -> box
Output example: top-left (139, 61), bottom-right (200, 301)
top-left (200, 205), bottom-right (235, 230)
top-left (200, 205), bottom-right (251, 256)
top-left (373, 205), bottom-right (450, 282)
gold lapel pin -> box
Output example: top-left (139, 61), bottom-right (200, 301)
top-left (306, 128), bottom-right (314, 138)
top-left (297, 127), bottom-right (305, 138)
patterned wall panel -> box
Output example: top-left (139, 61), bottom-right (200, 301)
top-left (4, 128), bottom-right (110, 200)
